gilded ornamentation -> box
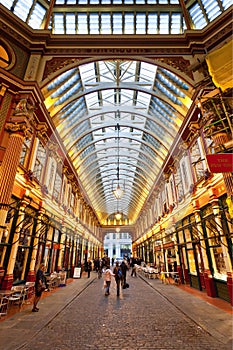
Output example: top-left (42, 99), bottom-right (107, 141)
top-left (156, 57), bottom-right (193, 79)
top-left (5, 120), bottom-right (32, 139)
top-left (47, 140), bottom-right (62, 162)
top-left (15, 98), bottom-right (35, 119)
top-left (43, 57), bottom-right (84, 80)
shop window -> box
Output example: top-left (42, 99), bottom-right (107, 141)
top-left (212, 246), bottom-right (226, 274)
top-left (190, 139), bottom-right (206, 182)
top-left (33, 141), bottom-right (46, 182)
top-left (204, 216), bottom-right (227, 276)
top-left (175, 166), bottom-right (184, 202)
top-left (181, 161), bottom-right (188, 190)
top-left (19, 138), bottom-right (31, 168)
top-left (187, 249), bottom-right (197, 275)
top-left (170, 175), bottom-right (176, 203)
top-left (167, 248), bottom-right (176, 258)
top-left (53, 168), bottom-right (62, 203)
top-left (47, 159), bottom-right (56, 193)
top-left (13, 247), bottom-right (26, 281)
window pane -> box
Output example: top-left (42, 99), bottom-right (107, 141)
top-left (54, 14), bottom-right (65, 34)
top-left (148, 13), bottom-right (158, 34)
top-left (66, 13), bottom-right (76, 34)
top-left (125, 13), bottom-right (134, 34)
top-left (136, 13), bottom-right (146, 34)
top-left (202, 0), bottom-right (221, 21)
top-left (171, 13), bottom-right (181, 34)
top-left (14, 0), bottom-right (33, 22)
top-left (28, 4), bottom-right (46, 29)
top-left (90, 13), bottom-right (100, 34)
top-left (113, 13), bottom-right (122, 34)
top-left (189, 3), bottom-right (207, 29)
top-left (101, 13), bottom-right (111, 34)
top-left (78, 14), bottom-right (88, 34)
top-left (160, 13), bottom-right (169, 34)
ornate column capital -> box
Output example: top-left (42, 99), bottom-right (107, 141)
top-left (5, 98), bottom-right (37, 139)
top-left (5, 115), bottom-right (33, 139)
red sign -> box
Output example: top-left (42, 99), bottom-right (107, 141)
top-left (206, 153), bottom-right (233, 173)
top-left (53, 243), bottom-right (60, 249)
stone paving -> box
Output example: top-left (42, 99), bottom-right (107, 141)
top-left (0, 272), bottom-right (232, 350)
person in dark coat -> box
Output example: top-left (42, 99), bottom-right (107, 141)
top-left (32, 263), bottom-right (46, 312)
top-left (120, 259), bottom-right (128, 287)
top-left (113, 261), bottom-right (122, 296)
top-left (86, 259), bottom-right (92, 278)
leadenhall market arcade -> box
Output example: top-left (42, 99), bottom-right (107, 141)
top-left (0, 1), bottom-right (232, 304)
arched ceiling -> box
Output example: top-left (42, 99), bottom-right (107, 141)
top-left (1, 0), bottom-right (231, 226)
top-left (42, 60), bottom-right (192, 224)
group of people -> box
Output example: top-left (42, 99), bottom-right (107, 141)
top-left (103, 257), bottom-right (130, 297)
top-left (32, 256), bottom-right (139, 312)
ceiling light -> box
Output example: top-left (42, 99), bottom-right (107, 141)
top-left (113, 185), bottom-right (124, 199)
top-left (113, 123), bottom-right (125, 199)
top-left (115, 212), bottom-right (122, 221)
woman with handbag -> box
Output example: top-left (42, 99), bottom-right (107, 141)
top-left (32, 263), bottom-right (47, 312)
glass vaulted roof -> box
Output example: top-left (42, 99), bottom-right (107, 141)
top-left (42, 60), bottom-right (191, 224)
top-left (1, 0), bottom-right (231, 225)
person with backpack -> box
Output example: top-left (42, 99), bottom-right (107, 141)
top-left (113, 261), bottom-right (122, 297)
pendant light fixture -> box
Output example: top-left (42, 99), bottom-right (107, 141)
top-left (113, 123), bottom-right (124, 199)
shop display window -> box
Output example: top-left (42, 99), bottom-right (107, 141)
top-left (212, 246), bottom-right (227, 277)
top-left (187, 249), bottom-right (197, 275)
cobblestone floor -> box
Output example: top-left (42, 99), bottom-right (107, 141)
top-left (18, 275), bottom-right (231, 350)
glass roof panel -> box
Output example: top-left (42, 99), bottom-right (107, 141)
top-left (13, 0), bottom-right (33, 21)
top-left (28, 4), bottom-right (46, 29)
top-left (1, 0), bottom-right (229, 34)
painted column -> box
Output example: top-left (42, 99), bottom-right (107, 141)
top-left (0, 101), bottom-right (34, 242)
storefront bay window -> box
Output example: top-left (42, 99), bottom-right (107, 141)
top-left (0, 200), bottom-right (18, 268)
top-left (50, 228), bottom-right (60, 273)
top-left (13, 207), bottom-right (36, 282)
top-left (201, 206), bottom-right (227, 279)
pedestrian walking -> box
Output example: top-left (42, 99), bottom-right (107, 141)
top-left (120, 258), bottom-right (129, 287)
top-left (86, 259), bottom-right (92, 278)
top-left (130, 257), bottom-right (137, 277)
top-left (113, 261), bottom-right (122, 296)
top-left (32, 263), bottom-right (47, 312)
top-left (103, 265), bottom-right (115, 296)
